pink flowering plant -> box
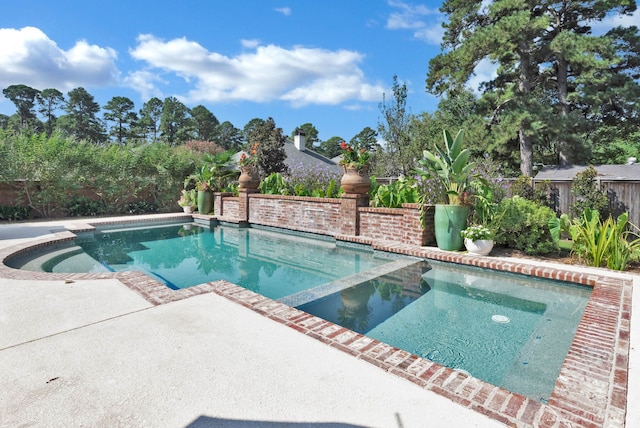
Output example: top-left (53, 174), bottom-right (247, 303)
top-left (239, 142), bottom-right (259, 167)
top-left (339, 141), bottom-right (370, 169)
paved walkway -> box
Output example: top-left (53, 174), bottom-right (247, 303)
top-left (0, 216), bottom-right (637, 427)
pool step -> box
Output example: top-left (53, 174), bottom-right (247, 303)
top-left (278, 258), bottom-right (425, 307)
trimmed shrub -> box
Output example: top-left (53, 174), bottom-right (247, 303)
top-left (0, 205), bottom-right (30, 221)
top-left (66, 197), bottom-right (107, 217)
top-left (570, 166), bottom-right (610, 219)
top-left (495, 196), bottom-right (558, 255)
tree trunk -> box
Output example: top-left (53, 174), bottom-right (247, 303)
top-left (556, 57), bottom-right (570, 165)
top-left (518, 41), bottom-right (534, 177)
top-left (519, 129), bottom-right (534, 177)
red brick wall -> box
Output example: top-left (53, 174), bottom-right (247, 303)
top-left (212, 192), bottom-right (435, 247)
top-left (247, 194), bottom-right (342, 236)
top-left (359, 207), bottom-right (405, 242)
top-left (217, 196), bottom-right (239, 222)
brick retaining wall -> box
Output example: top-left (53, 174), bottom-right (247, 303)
top-left (211, 192), bottom-right (435, 246)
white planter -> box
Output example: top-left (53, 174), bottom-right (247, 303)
top-left (182, 206), bottom-right (193, 214)
top-left (464, 238), bottom-right (494, 256)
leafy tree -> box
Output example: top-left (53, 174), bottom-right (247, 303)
top-left (250, 117), bottom-right (288, 176)
top-left (103, 96), bottom-right (138, 144)
top-left (215, 121), bottom-right (242, 150)
top-left (570, 166), bottom-right (611, 219)
top-left (190, 105), bottom-right (219, 141)
top-left (37, 88), bottom-right (65, 137)
top-left (378, 75), bottom-right (415, 176)
top-left (159, 96), bottom-right (191, 145)
top-left (349, 126), bottom-right (379, 152)
top-left (138, 97), bottom-right (163, 143)
top-left (0, 114), bottom-right (9, 130)
top-left (2, 84), bottom-right (40, 129)
top-left (291, 123), bottom-right (320, 148)
top-left (427, 0), bottom-right (639, 176)
top-left (316, 136), bottom-right (344, 159)
top-left (58, 87), bottom-right (106, 144)
top-left (243, 118), bottom-right (265, 143)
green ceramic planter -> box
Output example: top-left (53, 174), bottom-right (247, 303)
top-left (197, 190), bottom-right (214, 215)
top-left (434, 204), bottom-right (468, 251)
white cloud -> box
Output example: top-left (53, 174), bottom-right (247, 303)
top-left (590, 8), bottom-right (640, 34)
top-left (386, 0), bottom-right (443, 44)
top-left (241, 39), bottom-right (260, 49)
top-left (0, 26), bottom-right (119, 91)
top-left (275, 7), bottom-right (292, 16)
top-left (122, 70), bottom-right (166, 100)
top-left (129, 34), bottom-right (385, 107)
top-left (468, 58), bottom-right (498, 94)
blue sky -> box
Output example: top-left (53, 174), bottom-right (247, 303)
top-left (1, 1), bottom-right (636, 143)
top-left (0, 0), bottom-right (448, 142)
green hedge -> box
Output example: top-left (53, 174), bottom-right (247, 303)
top-left (495, 196), bottom-right (559, 255)
top-left (0, 130), bottom-right (200, 218)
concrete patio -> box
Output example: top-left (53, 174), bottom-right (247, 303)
top-left (0, 216), bottom-right (638, 427)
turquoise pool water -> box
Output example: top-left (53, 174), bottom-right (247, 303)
top-left (298, 260), bottom-right (591, 401)
top-left (17, 223), bottom-right (396, 299)
top-left (13, 221), bottom-right (591, 401)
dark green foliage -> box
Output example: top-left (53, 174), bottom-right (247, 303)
top-left (315, 136), bottom-right (344, 159)
top-left (510, 176), bottom-right (553, 207)
top-left (58, 87), bottom-right (106, 144)
top-left (428, 0), bottom-right (640, 176)
top-left (2, 84), bottom-right (40, 129)
top-left (570, 166), bottom-right (610, 219)
top-left (66, 197), bottom-right (107, 217)
top-left (124, 201), bottom-right (158, 215)
top-left (0, 205), bottom-right (30, 221)
top-left (250, 117), bottom-right (288, 176)
top-left (190, 105), bottom-right (219, 142)
top-left (138, 97), bottom-right (163, 143)
top-left (215, 121), bottom-right (242, 150)
top-left (494, 196), bottom-right (559, 255)
top-left (160, 96), bottom-right (191, 145)
top-left (103, 96), bottom-right (138, 144)
top-left (37, 88), bottom-right (65, 137)
top-left (0, 131), bottom-right (200, 218)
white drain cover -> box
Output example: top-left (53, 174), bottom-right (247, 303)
top-left (492, 314), bottom-right (510, 323)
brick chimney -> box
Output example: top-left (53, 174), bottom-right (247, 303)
top-left (294, 128), bottom-right (306, 151)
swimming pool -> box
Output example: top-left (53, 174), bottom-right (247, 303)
top-left (9, 220), bottom-right (592, 402)
top-left (295, 260), bottom-right (590, 401)
top-left (12, 222), bottom-right (398, 299)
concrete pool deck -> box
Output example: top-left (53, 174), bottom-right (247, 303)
top-left (0, 215), bottom-right (638, 427)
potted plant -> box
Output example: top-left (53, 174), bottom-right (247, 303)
top-left (461, 225), bottom-right (494, 255)
top-left (415, 129), bottom-right (474, 250)
top-left (186, 152), bottom-right (237, 214)
top-left (238, 142), bottom-right (260, 190)
top-left (186, 164), bottom-right (214, 214)
top-left (339, 141), bottom-right (371, 194)
top-left (177, 189), bottom-right (197, 214)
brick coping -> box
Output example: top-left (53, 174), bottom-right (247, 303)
top-left (0, 217), bottom-right (631, 427)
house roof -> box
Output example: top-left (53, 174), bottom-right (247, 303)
top-left (282, 140), bottom-right (341, 173)
top-left (534, 164), bottom-right (640, 182)
top-left (232, 139), bottom-right (341, 174)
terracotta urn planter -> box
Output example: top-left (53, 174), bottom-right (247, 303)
top-left (340, 165), bottom-right (370, 194)
top-left (238, 166), bottom-right (260, 190)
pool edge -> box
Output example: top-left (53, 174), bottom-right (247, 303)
top-left (0, 215), bottom-right (631, 427)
